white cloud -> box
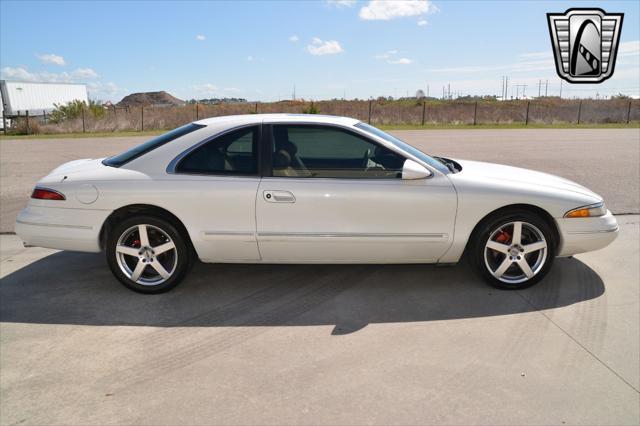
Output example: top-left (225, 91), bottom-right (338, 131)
top-left (517, 51), bottom-right (550, 59)
top-left (87, 81), bottom-right (121, 98)
top-left (195, 34), bottom-right (206, 41)
top-left (1, 66), bottom-right (99, 82)
top-left (326, 0), bottom-right (357, 7)
top-left (374, 50), bottom-right (411, 64)
top-left (36, 53), bottom-right (66, 66)
top-left (192, 83), bottom-right (218, 95)
top-left (289, 35), bottom-right (299, 42)
top-left (374, 50), bottom-right (398, 59)
top-left (72, 68), bottom-right (99, 79)
top-left (306, 37), bottom-right (344, 55)
top-left (247, 55), bottom-right (253, 61)
top-left (191, 84), bottom-right (244, 97)
top-left (417, 19), bottom-right (428, 26)
top-left (359, 0), bottom-right (436, 20)
top-left (388, 57), bottom-right (413, 65)
top-left (424, 58), bottom-right (554, 74)
top-left (618, 40), bottom-right (640, 57)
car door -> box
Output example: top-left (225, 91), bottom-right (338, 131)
top-left (167, 124), bottom-right (262, 262)
top-left (256, 123), bottom-right (457, 263)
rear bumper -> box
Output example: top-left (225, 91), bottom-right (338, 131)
top-left (15, 205), bottom-right (110, 253)
top-left (556, 210), bottom-right (619, 257)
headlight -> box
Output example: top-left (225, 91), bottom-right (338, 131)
top-left (564, 202), bottom-right (607, 218)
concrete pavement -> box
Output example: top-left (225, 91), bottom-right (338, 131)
top-left (0, 216), bottom-right (638, 425)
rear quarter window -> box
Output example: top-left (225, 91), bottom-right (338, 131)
top-left (103, 123), bottom-right (205, 167)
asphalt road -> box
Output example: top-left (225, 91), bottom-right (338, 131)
top-left (0, 216), bottom-right (638, 425)
top-left (1, 129), bottom-right (639, 232)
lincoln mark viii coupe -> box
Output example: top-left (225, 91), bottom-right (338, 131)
top-left (16, 114), bottom-right (618, 293)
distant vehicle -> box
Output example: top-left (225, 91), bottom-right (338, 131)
top-left (0, 80), bottom-right (88, 116)
top-left (15, 114), bottom-right (618, 293)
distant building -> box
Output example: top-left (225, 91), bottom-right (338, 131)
top-left (0, 80), bottom-right (88, 117)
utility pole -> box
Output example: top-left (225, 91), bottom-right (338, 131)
top-left (505, 76), bottom-right (509, 100)
top-left (292, 84), bottom-right (296, 101)
top-left (545, 79), bottom-right (549, 97)
top-left (538, 80), bottom-right (542, 97)
top-left (447, 83), bottom-right (451, 100)
top-left (559, 80), bottom-right (563, 98)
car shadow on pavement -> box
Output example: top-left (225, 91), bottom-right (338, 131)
top-left (0, 252), bottom-right (604, 334)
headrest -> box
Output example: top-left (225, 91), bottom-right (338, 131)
top-left (273, 149), bottom-right (292, 168)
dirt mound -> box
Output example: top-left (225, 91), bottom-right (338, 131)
top-left (116, 91), bottom-right (184, 107)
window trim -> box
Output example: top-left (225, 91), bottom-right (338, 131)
top-left (265, 122), bottom-right (410, 180)
top-left (167, 123), bottom-right (263, 177)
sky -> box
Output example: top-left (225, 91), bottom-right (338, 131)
top-left (1, 0), bottom-right (639, 102)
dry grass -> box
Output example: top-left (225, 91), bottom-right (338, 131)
top-left (6, 98), bottom-right (639, 135)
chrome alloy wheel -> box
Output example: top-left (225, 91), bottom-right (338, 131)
top-left (483, 221), bottom-right (548, 285)
top-left (115, 224), bottom-right (178, 286)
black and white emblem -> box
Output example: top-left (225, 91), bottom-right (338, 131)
top-left (547, 8), bottom-right (623, 84)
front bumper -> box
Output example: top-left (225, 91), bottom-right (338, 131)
top-left (556, 210), bottom-right (619, 257)
top-left (15, 204), bottom-right (110, 253)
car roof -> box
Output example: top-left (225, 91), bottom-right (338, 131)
top-left (194, 113), bottom-right (360, 127)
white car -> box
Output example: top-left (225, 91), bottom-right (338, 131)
top-left (16, 114), bottom-right (618, 293)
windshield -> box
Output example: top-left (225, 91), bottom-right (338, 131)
top-left (354, 122), bottom-right (450, 174)
top-left (103, 123), bottom-right (205, 167)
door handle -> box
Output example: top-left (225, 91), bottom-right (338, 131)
top-left (263, 190), bottom-right (296, 203)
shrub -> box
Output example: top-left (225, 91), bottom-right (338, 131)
top-left (49, 99), bottom-right (105, 123)
top-left (302, 102), bottom-right (319, 114)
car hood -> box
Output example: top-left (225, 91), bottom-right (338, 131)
top-left (453, 159), bottom-right (601, 201)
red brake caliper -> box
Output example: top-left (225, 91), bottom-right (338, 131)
top-left (495, 230), bottom-right (511, 244)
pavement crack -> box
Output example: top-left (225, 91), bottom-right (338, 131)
top-left (515, 290), bottom-right (640, 394)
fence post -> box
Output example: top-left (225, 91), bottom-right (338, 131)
top-left (113, 105), bottom-right (117, 120)
top-left (368, 100), bottom-right (372, 124)
top-left (473, 101), bottom-right (478, 125)
top-left (195, 102), bottom-right (199, 120)
top-left (525, 101), bottom-right (530, 125)
top-left (627, 101), bottom-right (632, 124)
top-left (43, 110), bottom-right (47, 124)
top-left (577, 100), bottom-right (582, 124)
top-left (255, 102), bottom-right (258, 113)
top-left (141, 107), bottom-right (144, 131)
top-left (26, 110), bottom-right (30, 135)
top-left (421, 101), bottom-right (426, 126)
top-left (81, 107), bottom-right (86, 133)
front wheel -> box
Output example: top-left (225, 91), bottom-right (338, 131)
top-left (470, 211), bottom-right (556, 289)
top-left (106, 216), bottom-right (191, 293)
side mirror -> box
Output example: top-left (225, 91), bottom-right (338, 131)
top-left (402, 159), bottom-right (432, 180)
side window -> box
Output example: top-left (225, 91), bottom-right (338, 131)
top-left (272, 125), bottom-right (405, 178)
top-left (176, 126), bottom-right (258, 175)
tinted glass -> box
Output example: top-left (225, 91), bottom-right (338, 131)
top-left (176, 126), bottom-right (258, 175)
top-left (103, 123), bottom-right (205, 167)
top-left (354, 122), bottom-right (449, 174)
top-left (272, 125), bottom-right (404, 178)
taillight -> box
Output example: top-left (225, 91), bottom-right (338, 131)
top-left (31, 188), bottom-right (66, 201)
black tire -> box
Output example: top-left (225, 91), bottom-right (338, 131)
top-left (106, 215), bottom-right (191, 294)
top-left (469, 210), bottom-right (556, 290)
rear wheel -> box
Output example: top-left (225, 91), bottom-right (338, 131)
top-left (470, 211), bottom-right (556, 289)
top-left (106, 215), bottom-right (190, 293)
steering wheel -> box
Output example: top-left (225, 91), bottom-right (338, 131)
top-left (361, 148), bottom-right (372, 169)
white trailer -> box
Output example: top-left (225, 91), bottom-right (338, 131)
top-left (0, 80), bottom-right (88, 117)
